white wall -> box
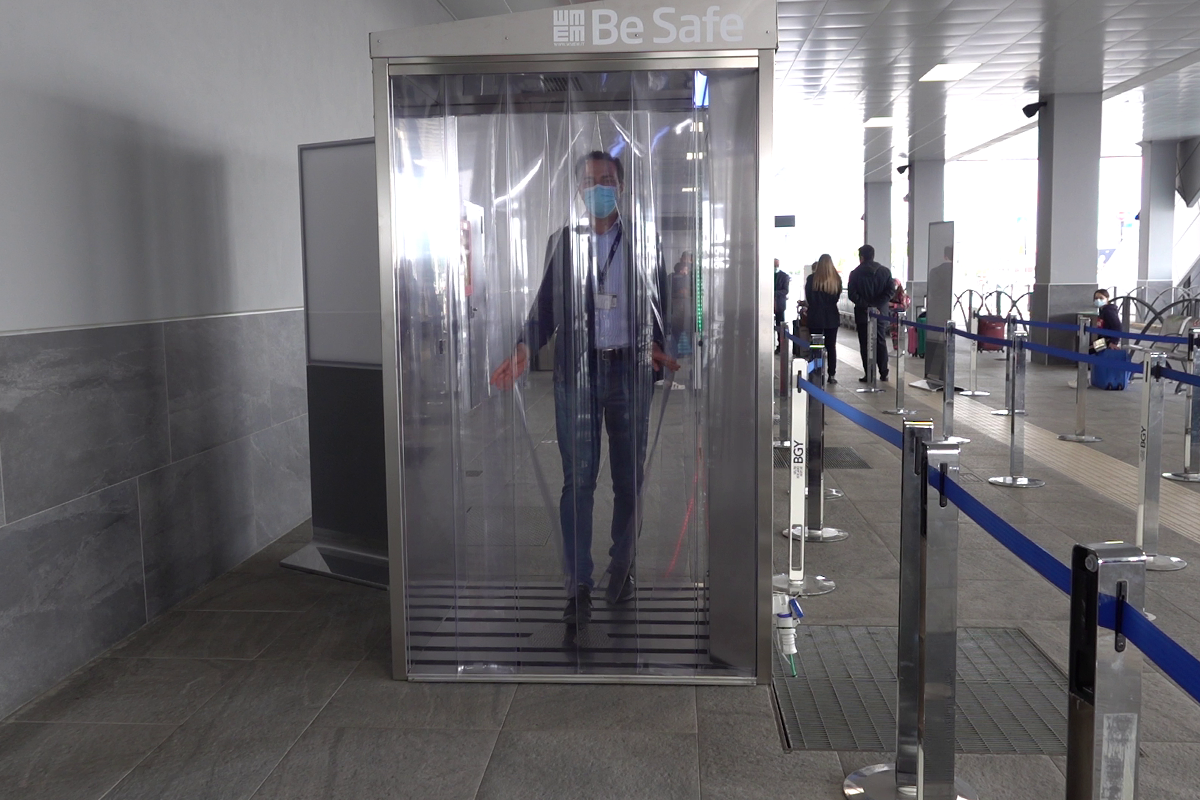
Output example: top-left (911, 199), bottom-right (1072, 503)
top-left (0, 0), bottom-right (449, 333)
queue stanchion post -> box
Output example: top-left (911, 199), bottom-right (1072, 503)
top-left (857, 312), bottom-right (885, 394)
top-left (1138, 354), bottom-right (1187, 571)
top-left (1065, 542), bottom-right (1146, 800)
top-left (961, 303), bottom-right (990, 397)
top-left (991, 316), bottom-right (1024, 416)
top-left (1164, 327), bottom-right (1200, 482)
top-left (1059, 314), bottom-right (1102, 444)
top-left (774, 356), bottom-right (835, 596)
top-left (989, 331), bottom-right (1044, 488)
top-left (941, 320), bottom-right (970, 444)
top-left (883, 311), bottom-right (918, 416)
top-left (844, 422), bottom-right (977, 800)
top-left (805, 336), bottom-right (850, 544)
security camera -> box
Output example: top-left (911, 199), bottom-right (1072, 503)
top-left (897, 164), bottom-right (911, 174)
top-left (1022, 101), bottom-right (1047, 118)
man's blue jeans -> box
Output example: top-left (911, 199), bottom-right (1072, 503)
top-left (553, 354), bottom-right (652, 590)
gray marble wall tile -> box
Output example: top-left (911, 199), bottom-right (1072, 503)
top-left (251, 416), bottom-right (311, 547)
top-left (164, 313), bottom-right (271, 460)
top-left (0, 482), bottom-right (146, 719)
top-left (139, 438), bottom-right (257, 618)
top-left (0, 324), bottom-right (169, 521)
top-left (262, 310), bottom-right (307, 424)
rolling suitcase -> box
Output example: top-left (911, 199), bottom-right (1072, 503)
top-left (1090, 347), bottom-right (1131, 390)
top-left (916, 311), bottom-right (927, 357)
top-left (976, 316), bottom-right (1006, 351)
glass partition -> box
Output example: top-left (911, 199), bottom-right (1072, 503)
top-left (387, 65), bottom-right (759, 679)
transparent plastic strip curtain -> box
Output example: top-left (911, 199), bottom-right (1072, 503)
top-left (390, 67), bottom-right (757, 679)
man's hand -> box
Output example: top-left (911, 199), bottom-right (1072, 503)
top-left (652, 342), bottom-right (680, 374)
top-left (490, 343), bottom-right (529, 391)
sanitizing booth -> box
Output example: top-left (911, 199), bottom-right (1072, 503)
top-left (371, 1), bottom-right (776, 682)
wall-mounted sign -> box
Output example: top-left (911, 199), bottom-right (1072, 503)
top-left (372, 0), bottom-right (777, 59)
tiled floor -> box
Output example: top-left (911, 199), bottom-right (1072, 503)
top-left (3, 346), bottom-right (1200, 799)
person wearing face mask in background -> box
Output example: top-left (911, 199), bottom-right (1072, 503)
top-left (1092, 288), bottom-right (1123, 350)
top-left (490, 150), bottom-right (679, 627)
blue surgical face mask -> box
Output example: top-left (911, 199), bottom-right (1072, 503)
top-left (1095, 298), bottom-right (1106, 308)
top-left (583, 185), bottom-right (618, 219)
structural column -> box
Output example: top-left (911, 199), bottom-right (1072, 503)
top-left (864, 126), bottom-right (892, 268)
top-left (1033, 92), bottom-right (1102, 362)
top-left (1138, 139), bottom-right (1178, 301)
top-left (906, 81), bottom-right (947, 308)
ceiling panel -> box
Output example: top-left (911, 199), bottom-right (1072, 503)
top-left (432, 0), bottom-right (1200, 156)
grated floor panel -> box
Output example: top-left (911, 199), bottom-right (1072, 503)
top-left (824, 446), bottom-right (873, 469)
top-left (773, 625), bottom-right (1067, 755)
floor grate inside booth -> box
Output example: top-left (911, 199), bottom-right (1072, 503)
top-left (773, 625), bottom-right (1068, 755)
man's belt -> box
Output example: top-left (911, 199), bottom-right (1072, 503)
top-left (594, 347), bottom-right (634, 362)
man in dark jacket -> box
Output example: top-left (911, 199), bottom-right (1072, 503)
top-left (490, 151), bottom-right (678, 626)
top-left (847, 244), bottom-right (892, 381)
top-left (1093, 288), bottom-right (1123, 349)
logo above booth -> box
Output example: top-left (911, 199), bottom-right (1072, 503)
top-left (371, 0), bottom-right (777, 59)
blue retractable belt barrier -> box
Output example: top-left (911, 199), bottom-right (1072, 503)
top-left (900, 318), bottom-right (946, 334)
top-left (1094, 597), bottom-right (1200, 706)
top-left (939, 475), bottom-right (1072, 594)
top-left (1085, 326), bottom-right (1189, 346)
top-left (952, 327), bottom-right (1012, 349)
top-left (806, 358), bottom-right (824, 375)
top-left (1012, 318), bottom-right (1079, 333)
top-left (796, 361), bottom-right (1200, 705)
top-left (796, 374), bottom-right (904, 449)
top-left (1022, 340), bottom-right (1146, 373)
top-left (1155, 365), bottom-right (1200, 388)
top-left (783, 330), bottom-right (809, 347)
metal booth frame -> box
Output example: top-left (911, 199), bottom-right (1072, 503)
top-left (371, 3), bottom-right (777, 684)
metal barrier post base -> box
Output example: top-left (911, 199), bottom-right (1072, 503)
top-left (990, 408), bottom-right (1026, 416)
top-left (856, 386), bottom-right (886, 394)
top-left (959, 389), bottom-right (991, 397)
top-left (772, 571), bottom-right (836, 597)
top-left (843, 764), bottom-right (978, 800)
top-left (806, 526), bottom-right (850, 543)
top-left (1058, 433), bottom-right (1102, 443)
top-left (987, 475), bottom-right (1046, 488)
top-left (943, 434), bottom-right (971, 445)
top-left (826, 487), bottom-right (844, 499)
top-left (1163, 471), bottom-right (1200, 483)
top-left (1147, 554), bottom-right (1188, 571)
top-left (882, 407), bottom-right (919, 416)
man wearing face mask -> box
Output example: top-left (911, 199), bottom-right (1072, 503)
top-left (1092, 289), bottom-right (1123, 349)
top-left (491, 150), bottom-right (679, 627)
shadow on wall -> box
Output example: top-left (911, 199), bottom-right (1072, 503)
top-left (0, 83), bottom-right (235, 330)
top-left (0, 85), bottom-right (311, 719)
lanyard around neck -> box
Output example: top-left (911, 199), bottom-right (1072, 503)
top-left (593, 222), bottom-right (623, 292)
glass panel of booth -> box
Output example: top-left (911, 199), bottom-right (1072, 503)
top-left (386, 64), bottom-right (759, 679)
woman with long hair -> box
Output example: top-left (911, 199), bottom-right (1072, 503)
top-left (804, 254), bottom-right (843, 384)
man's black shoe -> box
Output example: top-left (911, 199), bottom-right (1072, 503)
top-left (858, 376), bottom-right (869, 383)
top-left (880, 374), bottom-right (889, 382)
top-left (563, 584), bottom-right (592, 625)
top-left (827, 376), bottom-right (838, 385)
top-left (605, 569), bottom-right (636, 605)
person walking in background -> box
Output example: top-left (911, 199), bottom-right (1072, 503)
top-left (847, 244), bottom-right (892, 382)
top-left (804, 254), bottom-right (843, 385)
top-left (774, 259), bottom-right (790, 352)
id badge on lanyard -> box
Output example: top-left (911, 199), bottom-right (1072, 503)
top-left (595, 225), bottom-right (623, 311)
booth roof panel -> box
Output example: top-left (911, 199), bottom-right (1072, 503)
top-left (370, 0), bottom-right (777, 59)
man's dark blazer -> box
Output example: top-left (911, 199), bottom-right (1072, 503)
top-left (522, 221), bottom-right (668, 386)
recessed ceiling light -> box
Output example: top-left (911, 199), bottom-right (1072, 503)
top-left (919, 63), bottom-right (980, 82)
top-left (864, 117), bottom-right (893, 128)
